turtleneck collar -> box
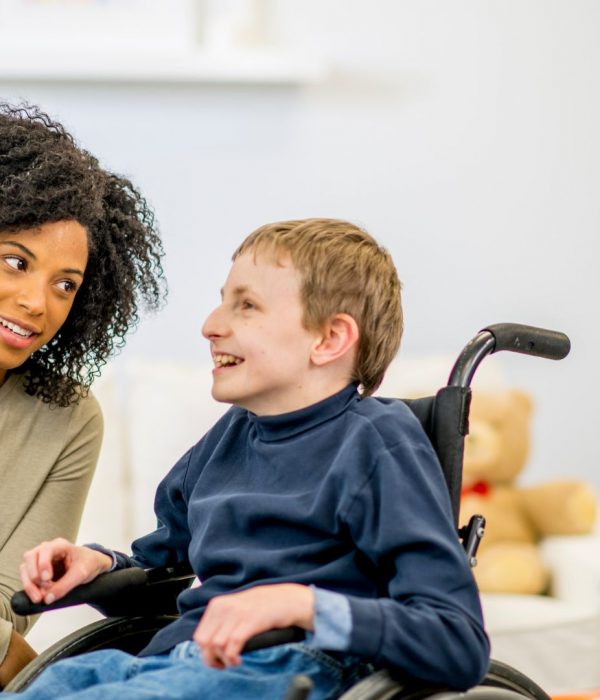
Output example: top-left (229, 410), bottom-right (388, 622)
top-left (247, 383), bottom-right (360, 442)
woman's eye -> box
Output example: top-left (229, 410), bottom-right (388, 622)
top-left (3, 255), bottom-right (26, 271)
top-left (56, 279), bottom-right (78, 294)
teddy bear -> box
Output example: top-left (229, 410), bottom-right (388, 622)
top-left (460, 389), bottom-right (597, 595)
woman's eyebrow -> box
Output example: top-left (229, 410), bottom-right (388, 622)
top-left (0, 241), bottom-right (84, 276)
top-left (62, 267), bottom-right (85, 278)
top-left (0, 240), bottom-right (36, 258)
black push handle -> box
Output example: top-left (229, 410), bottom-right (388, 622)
top-left (482, 323), bottom-right (571, 360)
top-left (449, 322), bottom-right (570, 388)
top-left (11, 567), bottom-right (148, 615)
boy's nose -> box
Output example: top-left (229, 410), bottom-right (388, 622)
top-left (202, 305), bottom-right (228, 340)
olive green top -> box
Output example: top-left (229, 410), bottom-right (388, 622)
top-left (0, 373), bottom-right (103, 662)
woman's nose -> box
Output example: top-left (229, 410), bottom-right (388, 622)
top-left (16, 278), bottom-right (46, 317)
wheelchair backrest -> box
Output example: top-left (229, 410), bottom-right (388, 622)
top-left (401, 385), bottom-right (472, 526)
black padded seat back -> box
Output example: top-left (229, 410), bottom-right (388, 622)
top-left (401, 386), bottom-right (472, 526)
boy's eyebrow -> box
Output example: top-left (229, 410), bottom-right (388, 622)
top-left (221, 285), bottom-right (254, 299)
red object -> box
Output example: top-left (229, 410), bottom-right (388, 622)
top-left (461, 480), bottom-right (490, 498)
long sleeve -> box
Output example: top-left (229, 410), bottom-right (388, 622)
top-left (106, 448), bottom-right (194, 571)
top-left (341, 437), bottom-right (489, 689)
top-left (0, 389), bottom-right (102, 663)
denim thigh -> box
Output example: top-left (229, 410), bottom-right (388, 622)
top-left (3, 642), bottom-right (372, 700)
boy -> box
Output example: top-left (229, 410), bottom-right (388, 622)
top-left (16, 219), bottom-right (489, 700)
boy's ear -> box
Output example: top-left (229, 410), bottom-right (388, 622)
top-left (311, 313), bottom-right (360, 366)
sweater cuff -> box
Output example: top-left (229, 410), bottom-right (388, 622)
top-left (84, 544), bottom-right (118, 572)
top-left (347, 596), bottom-right (384, 660)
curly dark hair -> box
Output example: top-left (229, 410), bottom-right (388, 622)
top-left (0, 103), bottom-right (166, 406)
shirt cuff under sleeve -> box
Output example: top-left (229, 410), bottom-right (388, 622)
top-left (304, 585), bottom-right (352, 651)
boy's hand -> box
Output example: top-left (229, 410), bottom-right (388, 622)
top-left (194, 583), bottom-right (315, 669)
top-left (20, 538), bottom-right (113, 605)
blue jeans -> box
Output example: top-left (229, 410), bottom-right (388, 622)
top-left (3, 641), bottom-right (372, 699)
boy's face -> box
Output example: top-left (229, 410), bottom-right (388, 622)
top-left (202, 249), bottom-right (322, 416)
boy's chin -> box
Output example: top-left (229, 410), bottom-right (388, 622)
top-left (211, 386), bottom-right (245, 408)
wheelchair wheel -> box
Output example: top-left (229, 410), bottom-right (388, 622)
top-left (481, 660), bottom-right (550, 700)
top-left (338, 669), bottom-right (404, 699)
top-left (337, 659), bottom-right (551, 700)
top-left (5, 615), bottom-right (177, 692)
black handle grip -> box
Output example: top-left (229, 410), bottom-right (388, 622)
top-left (11, 567), bottom-right (148, 615)
top-left (482, 323), bottom-right (570, 360)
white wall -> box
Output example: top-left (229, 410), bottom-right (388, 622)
top-left (2, 0), bottom-right (599, 490)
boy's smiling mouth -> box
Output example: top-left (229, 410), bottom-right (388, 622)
top-left (212, 353), bottom-right (244, 368)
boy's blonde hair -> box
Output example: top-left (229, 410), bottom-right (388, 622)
top-left (234, 218), bottom-right (403, 396)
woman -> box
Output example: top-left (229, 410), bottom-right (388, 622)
top-left (0, 103), bottom-right (165, 685)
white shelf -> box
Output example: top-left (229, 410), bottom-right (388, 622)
top-left (0, 48), bottom-right (326, 85)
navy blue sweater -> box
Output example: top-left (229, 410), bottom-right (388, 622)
top-left (113, 384), bottom-right (489, 688)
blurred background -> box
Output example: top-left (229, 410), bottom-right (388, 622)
top-left (0, 0), bottom-right (598, 492)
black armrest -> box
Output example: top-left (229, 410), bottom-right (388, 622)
top-left (242, 626), bottom-right (306, 652)
top-left (12, 564), bottom-right (306, 655)
top-left (11, 562), bottom-right (195, 618)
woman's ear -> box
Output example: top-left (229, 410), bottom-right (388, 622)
top-left (311, 313), bottom-right (359, 366)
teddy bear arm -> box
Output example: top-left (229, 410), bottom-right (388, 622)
top-left (519, 480), bottom-right (597, 536)
top-left (475, 542), bottom-right (549, 595)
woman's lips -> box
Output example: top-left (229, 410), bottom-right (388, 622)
top-left (0, 320), bottom-right (39, 350)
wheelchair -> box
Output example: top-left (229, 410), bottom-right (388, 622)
top-left (7, 322), bottom-right (571, 700)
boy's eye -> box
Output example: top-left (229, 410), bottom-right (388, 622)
top-left (241, 299), bottom-right (255, 310)
top-left (3, 255), bottom-right (26, 271)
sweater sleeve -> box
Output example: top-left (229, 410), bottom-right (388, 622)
top-left (341, 436), bottom-right (490, 690)
top-left (0, 393), bottom-right (102, 663)
top-left (104, 448), bottom-right (194, 571)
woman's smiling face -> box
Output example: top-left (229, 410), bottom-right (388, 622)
top-left (0, 220), bottom-right (88, 386)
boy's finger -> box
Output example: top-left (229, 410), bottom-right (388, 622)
top-left (201, 646), bottom-right (225, 670)
top-left (223, 645), bottom-right (242, 667)
top-left (38, 542), bottom-right (68, 583)
top-left (21, 549), bottom-right (42, 585)
top-left (19, 564), bottom-right (43, 604)
top-left (42, 564), bottom-right (85, 603)
top-left (224, 622), bottom-right (257, 666)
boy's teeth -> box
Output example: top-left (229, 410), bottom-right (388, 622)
top-left (214, 354), bottom-right (242, 367)
top-left (0, 318), bottom-right (33, 337)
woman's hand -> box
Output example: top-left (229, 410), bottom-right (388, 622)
top-left (20, 538), bottom-right (113, 605)
top-left (194, 583), bottom-right (315, 669)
